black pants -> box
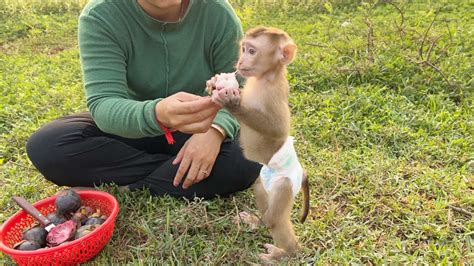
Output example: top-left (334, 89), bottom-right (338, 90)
top-left (26, 112), bottom-right (261, 199)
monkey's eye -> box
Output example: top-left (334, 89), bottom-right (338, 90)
top-left (242, 47), bottom-right (246, 53)
top-left (248, 48), bottom-right (256, 55)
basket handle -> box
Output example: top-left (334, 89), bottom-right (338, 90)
top-left (12, 196), bottom-right (51, 227)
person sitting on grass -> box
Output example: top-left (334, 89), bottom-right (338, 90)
top-left (26, 0), bottom-right (261, 199)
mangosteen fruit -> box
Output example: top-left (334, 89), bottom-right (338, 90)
top-left (22, 226), bottom-right (48, 247)
top-left (46, 220), bottom-right (77, 247)
top-left (46, 213), bottom-right (67, 225)
top-left (74, 224), bottom-right (99, 240)
top-left (74, 230), bottom-right (90, 240)
top-left (55, 189), bottom-right (81, 217)
top-left (85, 217), bottom-right (105, 225)
top-left (78, 206), bottom-right (94, 217)
top-left (90, 209), bottom-right (102, 218)
top-left (13, 240), bottom-right (41, 251)
top-left (71, 212), bottom-right (88, 227)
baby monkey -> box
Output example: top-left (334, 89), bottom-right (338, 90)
top-left (207, 26), bottom-right (310, 262)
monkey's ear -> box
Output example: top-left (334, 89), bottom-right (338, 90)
top-left (280, 42), bottom-right (297, 65)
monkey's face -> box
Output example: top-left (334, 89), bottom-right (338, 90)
top-left (236, 36), bottom-right (280, 78)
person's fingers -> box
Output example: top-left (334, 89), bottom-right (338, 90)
top-left (182, 161), bottom-right (201, 189)
top-left (173, 148), bottom-right (184, 165)
top-left (174, 104), bottom-right (220, 126)
top-left (173, 141), bottom-right (187, 165)
top-left (156, 92), bottom-right (203, 126)
top-left (174, 97), bottom-right (215, 115)
top-left (178, 115), bottom-right (216, 134)
top-left (197, 164), bottom-right (212, 182)
top-left (173, 154), bottom-right (191, 187)
top-left (195, 168), bottom-right (208, 183)
top-left (173, 91), bottom-right (203, 102)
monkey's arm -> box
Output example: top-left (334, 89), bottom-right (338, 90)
top-left (213, 87), bottom-right (287, 137)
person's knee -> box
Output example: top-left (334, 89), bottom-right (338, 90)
top-left (215, 164), bottom-right (260, 197)
top-left (26, 123), bottom-right (72, 185)
top-left (239, 160), bottom-right (261, 188)
top-left (213, 142), bottom-right (261, 194)
top-left (27, 130), bottom-right (54, 183)
top-left (26, 129), bottom-right (51, 170)
top-left (229, 172), bottom-right (257, 192)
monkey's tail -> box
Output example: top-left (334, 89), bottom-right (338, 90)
top-left (299, 171), bottom-right (310, 223)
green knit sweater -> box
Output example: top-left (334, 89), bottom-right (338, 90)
top-left (78, 0), bottom-right (242, 139)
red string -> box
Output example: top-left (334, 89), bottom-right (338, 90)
top-left (157, 121), bottom-right (175, 144)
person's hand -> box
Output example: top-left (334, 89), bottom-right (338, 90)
top-left (155, 92), bottom-right (221, 134)
top-left (172, 128), bottom-right (225, 189)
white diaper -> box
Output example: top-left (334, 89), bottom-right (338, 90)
top-left (259, 136), bottom-right (303, 197)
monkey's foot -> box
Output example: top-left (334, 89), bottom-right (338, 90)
top-left (259, 244), bottom-right (287, 263)
top-left (234, 211), bottom-right (261, 230)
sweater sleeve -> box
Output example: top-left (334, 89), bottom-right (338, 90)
top-left (209, 2), bottom-right (244, 140)
top-left (79, 11), bottom-right (163, 138)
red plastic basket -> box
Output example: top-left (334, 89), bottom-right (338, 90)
top-left (0, 190), bottom-right (119, 265)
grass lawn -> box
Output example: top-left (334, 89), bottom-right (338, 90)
top-left (1, 0), bottom-right (473, 264)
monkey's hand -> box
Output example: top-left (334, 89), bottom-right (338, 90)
top-left (211, 87), bottom-right (241, 108)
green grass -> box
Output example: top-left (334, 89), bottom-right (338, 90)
top-left (1, 0), bottom-right (473, 264)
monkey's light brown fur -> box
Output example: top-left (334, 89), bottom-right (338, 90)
top-left (208, 26), bottom-right (310, 263)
